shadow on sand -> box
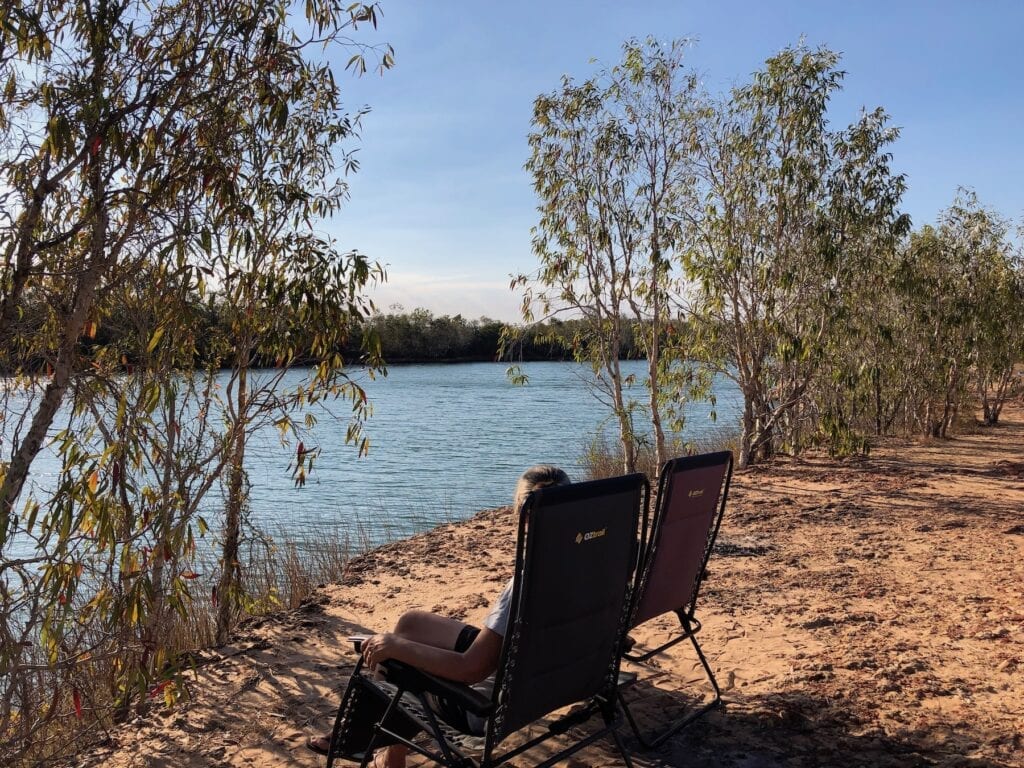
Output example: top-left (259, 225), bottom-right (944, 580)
top-left (618, 680), bottom-right (1014, 768)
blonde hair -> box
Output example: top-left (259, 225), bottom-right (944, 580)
top-left (514, 465), bottom-right (570, 511)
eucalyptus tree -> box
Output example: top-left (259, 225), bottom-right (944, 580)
top-left (805, 108), bottom-right (911, 451)
top-left (966, 211), bottom-right (1023, 425)
top-left (897, 225), bottom-right (970, 436)
top-left (521, 39), bottom-right (703, 473)
top-left (608, 39), bottom-right (706, 470)
top-left (40, 256), bottom-right (229, 719)
top-left (685, 44), bottom-right (909, 466)
top-left (202, 191), bottom-right (383, 644)
top-left (0, 0), bottom-right (390, 546)
top-left (898, 194), bottom-right (1021, 435)
top-left (0, 0), bottom-right (390, 761)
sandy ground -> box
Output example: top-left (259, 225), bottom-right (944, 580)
top-left (73, 404), bottom-right (1024, 768)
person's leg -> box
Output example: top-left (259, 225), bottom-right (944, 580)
top-left (310, 612), bottom-right (473, 762)
top-left (373, 611), bottom-right (473, 767)
top-left (392, 610), bottom-right (469, 648)
top-left (374, 736), bottom-right (409, 765)
top-left (372, 747), bottom-right (406, 768)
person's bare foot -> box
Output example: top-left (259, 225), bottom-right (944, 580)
top-left (305, 735), bottom-right (405, 768)
top-left (304, 733), bottom-right (333, 755)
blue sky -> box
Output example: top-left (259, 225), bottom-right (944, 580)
top-left (331, 1), bottom-right (1023, 321)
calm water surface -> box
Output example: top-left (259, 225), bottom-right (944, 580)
top-left (7, 361), bottom-right (741, 552)
top-left (244, 361), bottom-right (741, 544)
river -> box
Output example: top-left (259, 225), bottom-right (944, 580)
top-left (4, 361), bottom-right (742, 554)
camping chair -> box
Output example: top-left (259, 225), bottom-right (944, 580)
top-left (618, 451), bottom-right (734, 749)
top-left (324, 473), bottom-right (648, 768)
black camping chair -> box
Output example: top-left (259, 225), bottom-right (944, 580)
top-left (618, 451), bottom-right (734, 749)
top-left (323, 473), bottom-right (647, 768)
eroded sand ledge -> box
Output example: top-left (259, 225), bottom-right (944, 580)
top-left (78, 406), bottom-right (1024, 768)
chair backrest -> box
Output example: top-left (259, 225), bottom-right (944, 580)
top-left (631, 451), bottom-right (733, 628)
top-left (488, 473), bottom-right (645, 745)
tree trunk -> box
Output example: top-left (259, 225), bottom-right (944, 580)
top-left (611, 369), bottom-right (636, 474)
top-left (137, 388), bottom-right (177, 713)
top-left (0, 203), bottom-right (109, 552)
top-left (0, 159), bottom-right (52, 342)
top-left (940, 361), bottom-right (960, 438)
top-left (645, 246), bottom-right (667, 476)
top-left (979, 368), bottom-right (1014, 425)
top-left (216, 366), bottom-right (247, 645)
top-left (647, 349), bottom-right (666, 475)
top-left (738, 397), bottom-right (755, 469)
top-left (873, 366), bottom-right (883, 436)
top-left (924, 400), bottom-right (941, 438)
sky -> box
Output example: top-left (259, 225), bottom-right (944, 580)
top-left (328, 0), bottom-right (1024, 321)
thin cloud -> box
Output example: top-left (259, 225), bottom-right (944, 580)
top-left (369, 272), bottom-right (523, 322)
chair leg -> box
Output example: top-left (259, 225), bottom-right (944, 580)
top-left (622, 631), bottom-right (688, 663)
top-left (609, 719), bottom-right (636, 767)
top-left (327, 659), bottom-right (365, 768)
top-left (617, 687), bottom-right (657, 751)
top-left (618, 632), bottom-right (723, 750)
top-left (417, 694), bottom-right (468, 767)
top-left (688, 629), bottom-right (722, 706)
top-left (357, 689), bottom-right (405, 768)
top-left (327, 667), bottom-right (424, 768)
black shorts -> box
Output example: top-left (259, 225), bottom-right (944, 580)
top-left (454, 624), bottom-right (480, 653)
top-left (427, 624), bottom-right (484, 734)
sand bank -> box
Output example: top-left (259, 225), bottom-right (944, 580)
top-left (76, 406), bottom-right (1024, 767)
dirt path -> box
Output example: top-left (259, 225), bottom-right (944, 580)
top-left (75, 406), bottom-right (1024, 768)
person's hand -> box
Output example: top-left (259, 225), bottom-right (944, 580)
top-left (361, 632), bottom-right (400, 670)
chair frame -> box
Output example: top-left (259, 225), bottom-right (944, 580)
top-left (325, 474), bottom-right (648, 768)
top-left (619, 451), bottom-right (734, 749)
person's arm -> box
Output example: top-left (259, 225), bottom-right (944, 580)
top-left (361, 627), bottom-right (502, 684)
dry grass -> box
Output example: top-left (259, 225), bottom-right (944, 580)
top-left (581, 427), bottom-right (740, 481)
top-left (2, 525), bottom-right (369, 768)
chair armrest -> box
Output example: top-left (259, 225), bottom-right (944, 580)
top-left (380, 660), bottom-right (494, 718)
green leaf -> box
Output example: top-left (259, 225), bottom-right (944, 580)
top-left (147, 326), bottom-right (166, 354)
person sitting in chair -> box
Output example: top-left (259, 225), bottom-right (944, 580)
top-left (307, 464), bottom-right (571, 767)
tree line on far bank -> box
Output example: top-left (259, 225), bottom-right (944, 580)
top-left (1, 304), bottom-right (647, 369)
top-left (365, 310), bottom-right (645, 362)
